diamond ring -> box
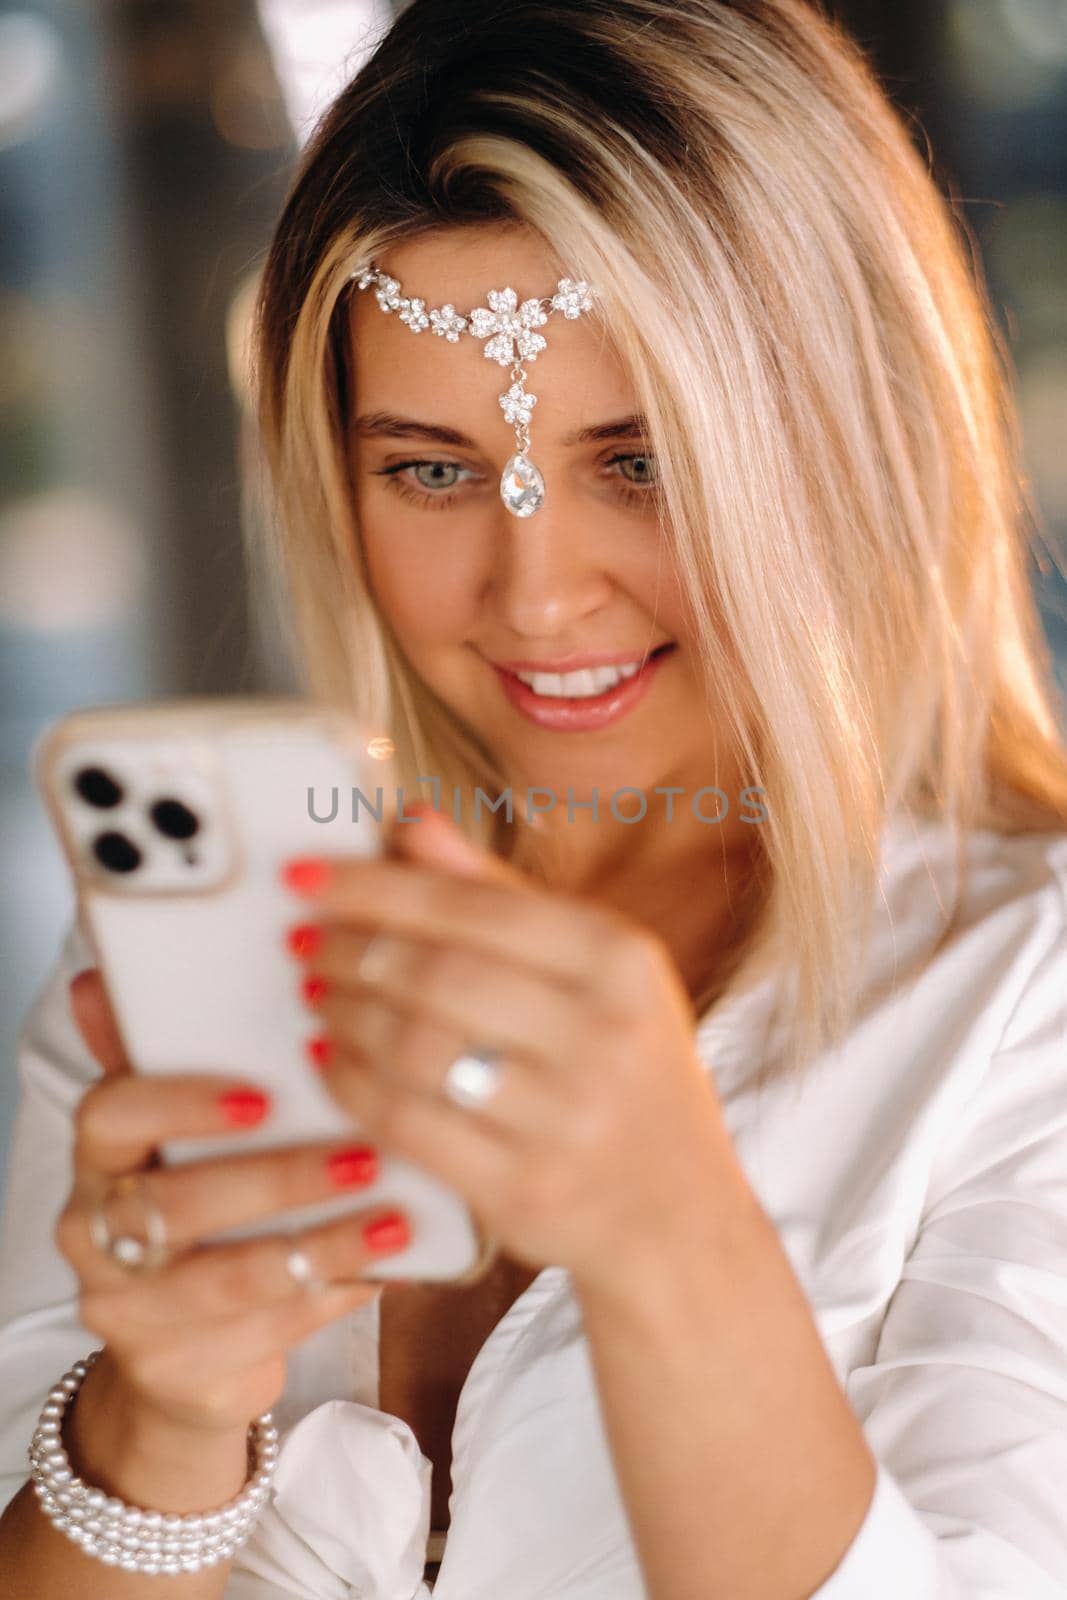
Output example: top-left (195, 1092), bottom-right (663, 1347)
top-left (442, 1047), bottom-right (505, 1110)
top-left (88, 1172), bottom-right (172, 1274)
top-left (284, 1246), bottom-right (330, 1293)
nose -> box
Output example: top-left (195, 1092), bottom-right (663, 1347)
top-left (483, 493), bottom-right (614, 637)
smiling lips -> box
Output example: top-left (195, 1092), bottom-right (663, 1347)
top-left (489, 644), bottom-right (676, 731)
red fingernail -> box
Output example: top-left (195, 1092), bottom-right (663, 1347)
top-left (362, 1210), bottom-right (410, 1252)
top-left (402, 800), bottom-right (432, 820)
top-left (281, 858), bottom-right (331, 895)
top-left (306, 1034), bottom-right (334, 1070)
top-left (301, 974), bottom-right (329, 1005)
top-left (326, 1145), bottom-right (379, 1187)
top-left (286, 923), bottom-right (322, 959)
top-left (219, 1089), bottom-right (271, 1125)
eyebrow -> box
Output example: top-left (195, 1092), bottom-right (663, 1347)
top-left (352, 411), bottom-right (650, 449)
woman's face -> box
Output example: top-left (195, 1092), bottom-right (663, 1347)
top-left (347, 225), bottom-right (729, 821)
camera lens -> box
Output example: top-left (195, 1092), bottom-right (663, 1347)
top-left (73, 767), bottom-right (123, 809)
top-left (92, 832), bottom-right (142, 874)
top-left (149, 798), bottom-right (199, 840)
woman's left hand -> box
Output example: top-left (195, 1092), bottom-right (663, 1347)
top-left (281, 804), bottom-right (748, 1294)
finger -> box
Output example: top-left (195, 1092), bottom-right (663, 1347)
top-left (387, 804), bottom-right (520, 883)
top-left (64, 1130), bottom-right (382, 1270)
top-left (69, 969), bottom-right (131, 1077)
top-left (70, 1070), bottom-right (278, 1183)
top-left (322, 1039), bottom-right (521, 1205)
top-left (305, 922), bottom-right (586, 1072)
top-left (284, 856), bottom-right (625, 996)
top-left (182, 1277), bottom-right (384, 1376)
top-left (84, 1203), bottom-right (412, 1331)
top-left (313, 989), bottom-right (559, 1140)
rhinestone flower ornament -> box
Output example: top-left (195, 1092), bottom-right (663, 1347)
top-left (351, 261), bottom-right (598, 517)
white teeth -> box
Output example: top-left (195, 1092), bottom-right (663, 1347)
top-left (514, 661), bottom-right (644, 698)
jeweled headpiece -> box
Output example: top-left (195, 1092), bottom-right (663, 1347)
top-left (351, 261), bottom-right (598, 518)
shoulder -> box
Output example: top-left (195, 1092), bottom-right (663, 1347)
top-left (702, 819), bottom-right (1067, 1096)
top-left (869, 813), bottom-right (1067, 1048)
top-left (850, 815), bottom-right (1067, 1202)
top-left (720, 820), bottom-right (1067, 1318)
top-left (878, 809), bottom-right (1067, 918)
top-left (728, 816), bottom-right (1067, 1158)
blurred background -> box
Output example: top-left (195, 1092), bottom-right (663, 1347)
top-left (1, 0), bottom-right (1065, 1183)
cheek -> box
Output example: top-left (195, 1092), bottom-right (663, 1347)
top-left (630, 545), bottom-right (691, 643)
top-left (358, 521), bottom-right (483, 647)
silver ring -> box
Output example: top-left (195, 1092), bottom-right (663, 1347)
top-left (88, 1172), bottom-right (172, 1274)
top-left (357, 931), bottom-right (392, 985)
top-left (442, 1047), bottom-right (504, 1110)
top-left (284, 1246), bottom-right (330, 1293)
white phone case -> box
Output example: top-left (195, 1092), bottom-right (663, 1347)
top-left (32, 695), bottom-right (497, 1286)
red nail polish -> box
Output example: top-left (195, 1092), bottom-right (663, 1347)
top-left (219, 1089), bottom-right (271, 1125)
top-left (306, 1034), bottom-right (334, 1070)
top-left (286, 923), bottom-right (322, 959)
top-left (281, 858), bottom-right (331, 895)
top-left (362, 1210), bottom-right (411, 1252)
top-left (326, 1145), bottom-right (379, 1187)
top-left (301, 974), bottom-right (329, 1005)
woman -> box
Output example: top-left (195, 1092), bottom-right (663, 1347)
top-left (2, 0), bottom-right (1067, 1595)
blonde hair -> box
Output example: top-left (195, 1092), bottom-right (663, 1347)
top-left (249, 0), bottom-right (1067, 1087)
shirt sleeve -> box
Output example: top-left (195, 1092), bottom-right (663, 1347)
top-left (811, 880), bottom-right (1067, 1598)
top-left (255, 0), bottom-right (393, 148)
top-left (0, 916), bottom-right (104, 1519)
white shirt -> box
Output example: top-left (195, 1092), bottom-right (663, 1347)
top-left (2, 808), bottom-right (1067, 1598)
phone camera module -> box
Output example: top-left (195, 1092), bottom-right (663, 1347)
top-left (149, 798), bottom-right (200, 840)
top-left (92, 832), bottom-right (142, 874)
top-left (73, 766), bottom-right (124, 809)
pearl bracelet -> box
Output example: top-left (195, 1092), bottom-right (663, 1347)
top-left (27, 1348), bottom-right (279, 1576)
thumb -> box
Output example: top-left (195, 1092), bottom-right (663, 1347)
top-left (69, 969), bottom-right (131, 1077)
top-left (389, 802), bottom-right (528, 887)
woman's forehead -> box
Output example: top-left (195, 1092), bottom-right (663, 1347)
top-left (348, 325), bottom-right (638, 453)
top-left (357, 222), bottom-right (566, 306)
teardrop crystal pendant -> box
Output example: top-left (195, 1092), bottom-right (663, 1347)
top-left (500, 454), bottom-right (545, 518)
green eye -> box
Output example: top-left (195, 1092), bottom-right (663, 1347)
top-left (412, 462), bottom-right (463, 491)
top-left (613, 453), bottom-right (658, 486)
top-left (372, 459), bottom-right (479, 511)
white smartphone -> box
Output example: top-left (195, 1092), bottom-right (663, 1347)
top-left (32, 695), bottom-right (497, 1286)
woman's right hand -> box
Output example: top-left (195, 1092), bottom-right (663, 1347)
top-left (55, 967), bottom-right (410, 1438)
